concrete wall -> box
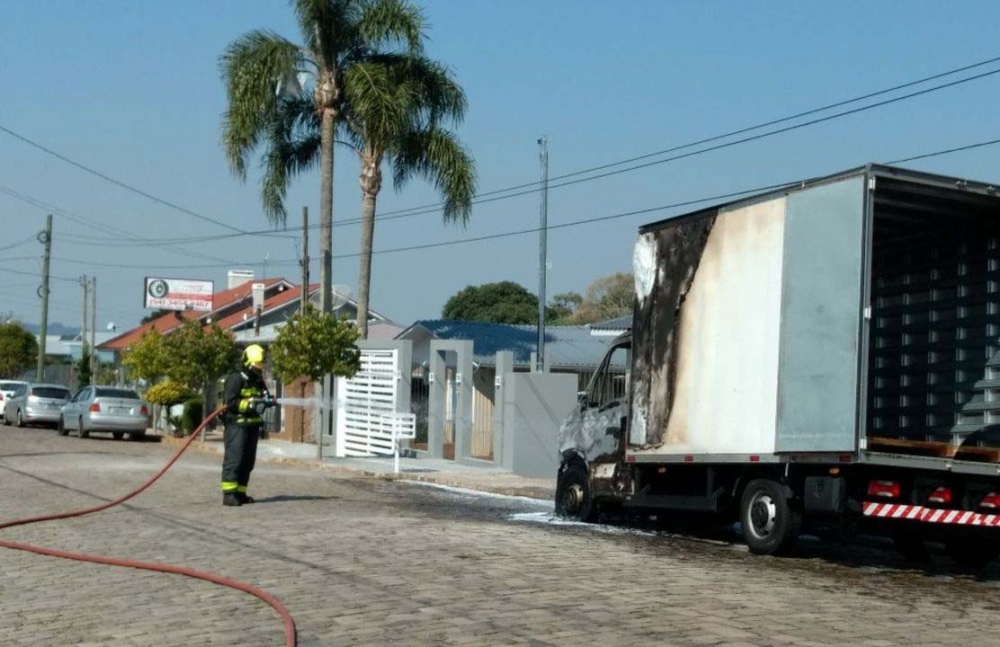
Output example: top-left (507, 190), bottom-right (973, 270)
top-left (501, 372), bottom-right (578, 478)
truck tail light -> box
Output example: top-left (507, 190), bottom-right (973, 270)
top-left (867, 480), bottom-right (901, 499)
top-left (979, 493), bottom-right (1000, 510)
top-left (89, 403), bottom-right (101, 413)
top-left (140, 405), bottom-right (149, 416)
top-left (928, 486), bottom-right (953, 505)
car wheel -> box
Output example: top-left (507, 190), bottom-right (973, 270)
top-left (112, 431), bottom-right (124, 440)
top-left (78, 417), bottom-right (89, 439)
top-left (740, 478), bottom-right (802, 556)
top-left (555, 462), bottom-right (596, 523)
top-left (129, 431), bottom-right (146, 441)
top-left (16, 410), bottom-right (25, 428)
top-left (57, 416), bottom-right (69, 437)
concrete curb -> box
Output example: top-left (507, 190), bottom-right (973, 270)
top-left (157, 435), bottom-right (555, 502)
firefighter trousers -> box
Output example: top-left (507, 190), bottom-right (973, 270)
top-left (221, 421), bottom-right (260, 493)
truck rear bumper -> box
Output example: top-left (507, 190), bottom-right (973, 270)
top-left (863, 501), bottom-right (1000, 528)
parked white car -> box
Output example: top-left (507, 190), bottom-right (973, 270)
top-left (59, 386), bottom-right (150, 440)
top-left (0, 380), bottom-right (28, 420)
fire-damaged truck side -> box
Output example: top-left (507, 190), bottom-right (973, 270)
top-left (557, 164), bottom-right (1000, 565)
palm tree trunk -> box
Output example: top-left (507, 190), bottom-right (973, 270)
top-left (356, 191), bottom-right (378, 339)
top-left (319, 109), bottom-right (336, 314)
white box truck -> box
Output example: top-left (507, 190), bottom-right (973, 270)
top-left (557, 164), bottom-right (1000, 566)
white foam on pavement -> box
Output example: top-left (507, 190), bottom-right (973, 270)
top-left (403, 480), bottom-right (551, 506)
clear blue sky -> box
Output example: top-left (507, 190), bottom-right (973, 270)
top-left (2, 0), bottom-right (1000, 332)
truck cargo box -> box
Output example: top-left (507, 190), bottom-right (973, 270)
top-left (629, 165), bottom-right (1000, 469)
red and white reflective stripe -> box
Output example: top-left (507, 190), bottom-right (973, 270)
top-left (863, 502), bottom-right (1000, 527)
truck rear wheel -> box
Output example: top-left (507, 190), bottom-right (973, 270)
top-left (893, 533), bottom-right (930, 563)
top-left (555, 462), bottom-right (595, 523)
top-left (945, 537), bottom-right (1000, 569)
top-left (740, 479), bottom-right (801, 556)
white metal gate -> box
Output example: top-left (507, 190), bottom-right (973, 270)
top-left (335, 349), bottom-right (413, 457)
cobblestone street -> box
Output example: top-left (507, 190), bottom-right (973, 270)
top-left (3, 428), bottom-right (1000, 646)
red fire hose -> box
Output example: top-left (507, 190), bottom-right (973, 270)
top-left (0, 406), bottom-right (297, 647)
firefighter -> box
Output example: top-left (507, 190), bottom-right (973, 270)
top-left (221, 344), bottom-right (273, 507)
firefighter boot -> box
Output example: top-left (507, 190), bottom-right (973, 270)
top-left (222, 492), bottom-right (242, 507)
top-left (236, 493), bottom-right (256, 505)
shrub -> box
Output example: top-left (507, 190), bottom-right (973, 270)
top-left (180, 397), bottom-right (204, 435)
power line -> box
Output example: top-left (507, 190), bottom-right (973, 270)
top-left (0, 123), bottom-right (247, 234)
top-left (887, 137), bottom-right (1000, 164)
top-left (375, 54), bottom-right (1000, 217)
top-left (24, 136), bottom-right (1000, 271)
top-left (3, 53), bottom-right (998, 259)
top-left (0, 184), bottom-right (241, 266)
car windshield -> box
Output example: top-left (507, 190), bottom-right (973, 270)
top-left (96, 388), bottom-right (140, 399)
top-left (0, 381), bottom-right (22, 391)
top-left (32, 387), bottom-right (71, 399)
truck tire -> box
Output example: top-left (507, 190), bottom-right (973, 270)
top-left (740, 479), bottom-right (801, 556)
top-left (945, 537), bottom-right (1000, 569)
top-left (893, 533), bottom-right (930, 563)
top-left (555, 462), bottom-right (595, 523)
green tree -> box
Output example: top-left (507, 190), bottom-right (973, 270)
top-left (77, 347), bottom-right (93, 388)
top-left (161, 320), bottom-right (240, 392)
top-left (568, 272), bottom-right (635, 324)
top-left (221, 0), bottom-right (425, 315)
top-left (270, 306), bottom-right (361, 383)
top-left (442, 282), bottom-right (544, 325)
top-left (0, 322), bottom-right (37, 379)
top-left (122, 330), bottom-right (168, 384)
top-left (345, 55), bottom-right (476, 338)
top-left (548, 292), bottom-right (583, 323)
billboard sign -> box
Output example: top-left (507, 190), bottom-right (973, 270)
top-left (144, 277), bottom-right (214, 312)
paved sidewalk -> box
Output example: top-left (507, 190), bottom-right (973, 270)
top-left (153, 429), bottom-right (557, 501)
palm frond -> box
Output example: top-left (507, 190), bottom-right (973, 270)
top-left (220, 30), bottom-right (303, 180)
top-left (392, 126), bottom-right (476, 225)
top-left (357, 0), bottom-right (425, 54)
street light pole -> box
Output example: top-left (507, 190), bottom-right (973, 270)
top-left (536, 137), bottom-right (549, 373)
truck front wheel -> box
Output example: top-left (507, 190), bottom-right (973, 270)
top-left (555, 462), bottom-right (595, 523)
top-left (740, 479), bottom-right (802, 556)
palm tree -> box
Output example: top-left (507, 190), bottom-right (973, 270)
top-left (340, 55), bottom-right (476, 337)
top-left (220, 0), bottom-right (424, 314)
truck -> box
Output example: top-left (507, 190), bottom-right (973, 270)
top-left (556, 164), bottom-right (1000, 566)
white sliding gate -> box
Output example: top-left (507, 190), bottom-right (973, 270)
top-left (335, 349), bottom-right (414, 457)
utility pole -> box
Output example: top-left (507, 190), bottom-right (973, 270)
top-left (90, 276), bottom-right (97, 378)
top-left (80, 275), bottom-right (89, 381)
top-left (301, 206), bottom-right (310, 314)
top-left (36, 215), bottom-right (52, 382)
top-left (536, 137), bottom-right (549, 373)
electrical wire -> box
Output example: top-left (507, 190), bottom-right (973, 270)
top-left (376, 54), bottom-right (1000, 218)
top-left (8, 55), bottom-right (1000, 250)
top-left (21, 135), bottom-right (1000, 271)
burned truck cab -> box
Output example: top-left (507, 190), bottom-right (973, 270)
top-left (556, 333), bottom-right (632, 521)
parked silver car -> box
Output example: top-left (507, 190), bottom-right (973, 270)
top-left (3, 383), bottom-right (72, 428)
top-left (59, 386), bottom-right (150, 440)
top-left (0, 380), bottom-right (28, 420)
